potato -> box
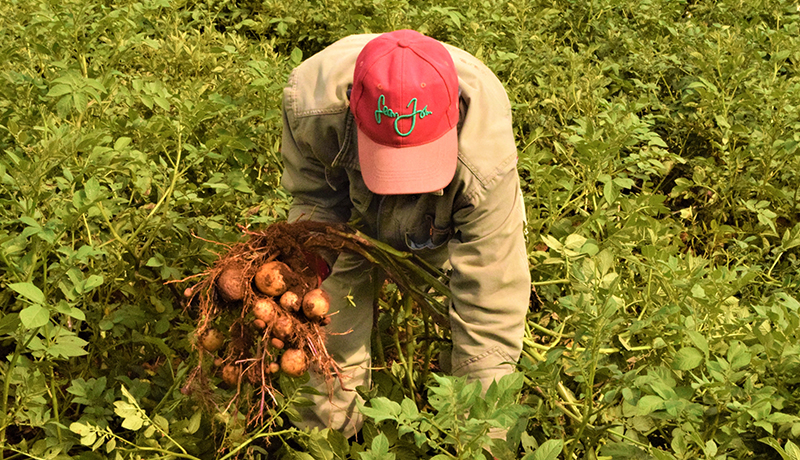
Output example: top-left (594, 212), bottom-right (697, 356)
top-left (272, 314), bottom-right (294, 341)
top-left (217, 264), bottom-right (245, 301)
top-left (253, 319), bottom-right (267, 329)
top-left (254, 261), bottom-right (291, 297)
top-left (302, 288), bottom-right (330, 320)
top-left (199, 328), bottom-right (224, 352)
top-left (253, 297), bottom-right (278, 324)
top-left (280, 349), bottom-right (308, 377)
top-left (270, 337), bottom-right (285, 349)
top-left (221, 364), bottom-right (240, 385)
top-left (268, 362), bottom-right (280, 374)
top-left (280, 291), bottom-right (301, 312)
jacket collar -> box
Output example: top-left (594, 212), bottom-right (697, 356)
top-left (331, 110), bottom-right (359, 170)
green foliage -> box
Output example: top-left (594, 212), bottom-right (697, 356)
top-left (1, 0), bottom-right (800, 458)
top-left (356, 373), bottom-right (531, 460)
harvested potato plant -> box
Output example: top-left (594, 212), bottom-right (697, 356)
top-left (181, 221), bottom-right (354, 426)
top-left (180, 220), bottom-right (447, 428)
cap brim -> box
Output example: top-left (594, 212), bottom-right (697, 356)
top-left (357, 125), bottom-right (458, 195)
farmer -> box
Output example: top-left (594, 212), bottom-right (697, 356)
top-left (280, 29), bottom-right (530, 437)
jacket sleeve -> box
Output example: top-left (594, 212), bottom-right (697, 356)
top-left (447, 163), bottom-right (531, 392)
top-left (280, 69), bottom-right (352, 225)
top-left (443, 45), bottom-right (531, 391)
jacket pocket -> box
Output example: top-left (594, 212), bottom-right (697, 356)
top-left (404, 214), bottom-right (453, 251)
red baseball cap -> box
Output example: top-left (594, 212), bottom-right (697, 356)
top-left (350, 30), bottom-right (459, 195)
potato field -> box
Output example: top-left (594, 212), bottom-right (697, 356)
top-left (1, 0), bottom-right (800, 459)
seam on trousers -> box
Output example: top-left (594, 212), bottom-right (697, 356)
top-left (452, 345), bottom-right (514, 374)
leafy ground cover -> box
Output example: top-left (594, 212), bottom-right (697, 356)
top-left (1, 0), bottom-right (799, 458)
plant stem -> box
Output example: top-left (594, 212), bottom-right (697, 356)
top-left (372, 292), bottom-right (387, 368)
top-left (524, 337), bottom-right (652, 354)
top-left (49, 366), bottom-right (63, 443)
top-left (130, 132), bottom-right (184, 249)
top-left (0, 330), bottom-right (40, 460)
top-left (532, 279), bottom-right (571, 286)
top-left (391, 297), bottom-right (412, 401)
top-left (529, 319), bottom-right (572, 339)
top-left (110, 431), bottom-right (199, 460)
top-left (403, 294), bottom-right (418, 405)
top-left (565, 320), bottom-right (602, 459)
top-left (419, 309), bottom-right (434, 393)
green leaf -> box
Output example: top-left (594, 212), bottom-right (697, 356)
top-left (651, 449), bottom-right (677, 460)
top-left (305, 432), bottom-right (335, 460)
top-left (70, 422), bottom-right (98, 446)
top-left (115, 401), bottom-right (145, 431)
top-left (727, 340), bottom-right (752, 370)
top-left (186, 411), bottom-right (202, 434)
top-left (358, 397), bottom-right (401, 423)
top-left (400, 398), bottom-right (419, 419)
top-left (68, 307), bottom-right (87, 321)
top-left (686, 330), bottom-right (708, 356)
top-left (153, 414), bottom-right (169, 434)
top-left (673, 347), bottom-right (703, 370)
top-left (785, 441), bottom-right (800, 460)
top-left (47, 84), bottom-right (72, 97)
top-left (19, 304), bottom-right (50, 328)
top-left (540, 234), bottom-right (562, 251)
top-left (10, 282), bottom-right (45, 304)
top-left (83, 274), bottom-right (105, 292)
top-left (564, 233), bottom-right (586, 250)
top-left (73, 91), bottom-right (89, 113)
top-left (637, 395), bottom-right (665, 415)
top-left (604, 180), bottom-right (618, 204)
top-left (85, 177), bottom-right (101, 202)
top-left (154, 96), bottom-right (170, 111)
top-left (0, 313), bottom-right (21, 335)
top-left (613, 177), bottom-right (634, 189)
top-left (531, 439), bottom-right (563, 460)
top-left (290, 47), bottom-right (303, 65)
top-left (703, 440), bottom-right (718, 457)
top-left (358, 432), bottom-right (397, 460)
top-left (114, 137), bottom-right (132, 150)
top-left (115, 386), bottom-right (146, 431)
top-left (49, 333), bottom-right (89, 358)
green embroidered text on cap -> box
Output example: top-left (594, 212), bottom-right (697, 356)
top-left (374, 94), bottom-right (433, 137)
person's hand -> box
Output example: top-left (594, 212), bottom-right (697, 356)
top-left (303, 250), bottom-right (331, 285)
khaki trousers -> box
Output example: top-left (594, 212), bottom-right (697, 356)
top-left (295, 252), bottom-right (380, 438)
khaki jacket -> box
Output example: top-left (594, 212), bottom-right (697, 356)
top-left (281, 34), bottom-right (530, 390)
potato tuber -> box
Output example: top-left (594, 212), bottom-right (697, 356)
top-left (199, 328), bottom-right (224, 352)
top-left (272, 314), bottom-right (294, 342)
top-left (302, 288), bottom-right (331, 321)
top-left (221, 364), bottom-right (240, 385)
top-left (253, 297), bottom-right (278, 324)
top-left (217, 264), bottom-right (245, 301)
top-left (280, 349), bottom-right (308, 377)
top-left (254, 261), bottom-right (291, 297)
top-left (279, 291), bottom-right (301, 312)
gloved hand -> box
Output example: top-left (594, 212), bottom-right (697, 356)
top-left (302, 250), bottom-right (331, 285)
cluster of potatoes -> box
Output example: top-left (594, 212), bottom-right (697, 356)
top-left (197, 260), bottom-right (331, 384)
